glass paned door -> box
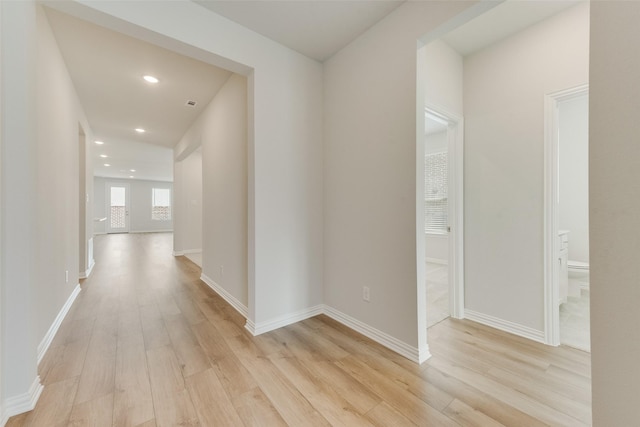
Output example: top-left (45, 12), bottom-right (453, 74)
top-left (107, 183), bottom-right (129, 233)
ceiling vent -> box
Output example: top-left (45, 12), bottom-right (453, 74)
top-left (185, 100), bottom-right (197, 107)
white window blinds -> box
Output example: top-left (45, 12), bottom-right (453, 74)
top-left (425, 151), bottom-right (448, 233)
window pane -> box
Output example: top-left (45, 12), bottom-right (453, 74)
top-left (110, 187), bottom-right (125, 207)
top-left (110, 187), bottom-right (126, 228)
top-left (152, 188), bottom-right (171, 220)
top-left (152, 188), bottom-right (170, 207)
top-left (425, 151), bottom-right (448, 233)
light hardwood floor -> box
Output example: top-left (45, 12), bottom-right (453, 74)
top-left (7, 233), bottom-right (592, 426)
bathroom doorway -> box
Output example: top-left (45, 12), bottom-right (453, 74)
top-left (422, 107), bottom-right (464, 331)
top-left (558, 92), bottom-right (590, 351)
top-left (544, 84), bottom-right (590, 351)
top-left (424, 113), bottom-right (450, 328)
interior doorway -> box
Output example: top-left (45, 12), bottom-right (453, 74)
top-left (558, 93), bottom-right (590, 351)
top-left (422, 106), bottom-right (465, 330)
top-left (424, 113), bottom-right (450, 327)
top-left (174, 146), bottom-right (203, 267)
top-left (78, 126), bottom-right (88, 277)
top-left (106, 182), bottom-right (130, 233)
top-left (544, 84), bottom-right (590, 350)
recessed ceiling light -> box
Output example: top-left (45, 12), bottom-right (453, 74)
top-left (130, 169), bottom-right (136, 172)
top-left (95, 140), bottom-right (104, 145)
top-left (135, 128), bottom-right (145, 133)
top-left (129, 175), bottom-right (135, 178)
top-left (104, 163), bottom-right (110, 167)
top-left (143, 75), bottom-right (159, 84)
top-left (100, 154), bottom-right (108, 158)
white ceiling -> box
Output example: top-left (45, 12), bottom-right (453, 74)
top-left (92, 139), bottom-right (174, 183)
top-left (43, 1), bottom-right (582, 182)
top-left (194, 0), bottom-right (404, 61)
top-left (442, 0), bottom-right (582, 57)
top-left (44, 7), bottom-right (233, 182)
top-left (193, 0), bottom-right (580, 61)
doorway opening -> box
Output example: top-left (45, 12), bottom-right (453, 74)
top-left (424, 111), bottom-right (457, 328)
top-left (78, 125), bottom-right (94, 279)
top-left (544, 84), bottom-right (590, 350)
top-left (418, 102), bottom-right (465, 358)
top-left (174, 146), bottom-right (203, 268)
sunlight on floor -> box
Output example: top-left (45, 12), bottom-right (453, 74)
top-left (426, 262), bottom-right (449, 328)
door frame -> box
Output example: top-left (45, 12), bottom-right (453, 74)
top-left (106, 181), bottom-right (130, 234)
top-left (543, 83), bottom-right (588, 345)
top-left (426, 106), bottom-right (465, 319)
top-left (418, 104), bottom-right (465, 361)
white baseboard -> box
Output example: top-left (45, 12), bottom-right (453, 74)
top-left (245, 305), bottom-right (324, 336)
top-left (173, 249), bottom-right (202, 257)
top-left (244, 318), bottom-right (256, 335)
top-left (418, 343), bottom-right (432, 364)
top-left (79, 259), bottom-right (95, 279)
top-left (193, 276), bottom-right (430, 364)
top-left (200, 274), bottom-right (248, 318)
top-left (37, 284), bottom-right (81, 365)
top-left (425, 257), bottom-right (448, 265)
top-left (464, 309), bottom-right (545, 344)
top-left (93, 232), bottom-right (107, 236)
top-left (1, 376), bottom-right (43, 426)
top-left (130, 229), bottom-right (173, 234)
top-left (243, 303), bottom-right (427, 364)
top-left (568, 260), bottom-right (589, 271)
top-left (323, 305), bottom-right (426, 363)
top-left (182, 249), bottom-right (202, 255)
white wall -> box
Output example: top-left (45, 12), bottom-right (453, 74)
top-left (94, 177), bottom-right (173, 234)
top-left (78, 127), bottom-right (92, 276)
top-left (0, 0), bottom-right (5, 425)
top-left (173, 150), bottom-right (202, 254)
top-left (324, 0), bottom-right (478, 354)
top-left (0, 0), bottom-right (5, 419)
top-left (559, 94), bottom-right (589, 265)
top-left (1, 0), bottom-right (39, 406)
top-left (93, 178), bottom-right (105, 233)
top-left (1, 1), bottom-right (94, 413)
top-left (463, 3), bottom-right (589, 332)
top-left (423, 39), bottom-right (464, 115)
top-left (176, 74), bottom-right (249, 309)
top-left (201, 75), bottom-right (248, 307)
top-left (590, 2), bottom-right (640, 424)
top-left (35, 2), bottom-right (94, 352)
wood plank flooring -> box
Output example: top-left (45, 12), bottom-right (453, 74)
top-left (7, 232), bottom-right (592, 426)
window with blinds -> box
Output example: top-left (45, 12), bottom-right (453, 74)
top-left (425, 151), bottom-right (448, 233)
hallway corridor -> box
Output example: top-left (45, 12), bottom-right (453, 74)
top-left (7, 233), bottom-right (591, 426)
